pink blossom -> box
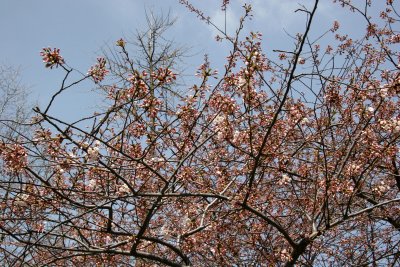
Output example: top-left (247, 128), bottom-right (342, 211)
top-left (331, 20), bottom-right (340, 32)
top-left (0, 143), bottom-right (27, 173)
top-left (88, 57), bottom-right (109, 83)
top-left (297, 57), bottom-right (306, 65)
top-left (40, 47), bottom-right (65, 69)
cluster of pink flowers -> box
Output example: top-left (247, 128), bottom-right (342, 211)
top-left (388, 34), bottom-right (400, 43)
top-left (297, 57), bottom-right (306, 65)
top-left (279, 53), bottom-right (287, 60)
top-left (88, 57), bottom-right (109, 83)
top-left (152, 67), bottom-right (177, 84)
top-left (221, 0), bottom-right (230, 10)
top-left (127, 71), bottom-right (148, 98)
top-left (331, 20), bottom-right (340, 32)
top-left (196, 62), bottom-right (218, 78)
top-left (0, 143), bottom-right (27, 173)
top-left (40, 47), bottom-right (65, 69)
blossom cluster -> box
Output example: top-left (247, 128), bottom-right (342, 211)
top-left (40, 47), bottom-right (65, 69)
top-left (126, 71), bottom-right (148, 98)
top-left (152, 67), bottom-right (177, 84)
top-left (278, 174), bottom-right (291, 185)
top-left (379, 118), bottom-right (400, 132)
top-left (88, 57), bottom-right (109, 83)
top-left (331, 20), bottom-right (340, 32)
top-left (0, 143), bottom-right (27, 173)
top-left (196, 60), bottom-right (218, 79)
top-left (86, 140), bottom-right (101, 161)
top-left (372, 181), bottom-right (390, 195)
top-left (388, 34), bottom-right (400, 43)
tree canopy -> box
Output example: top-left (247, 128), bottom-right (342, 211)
top-left (1, 1), bottom-right (400, 266)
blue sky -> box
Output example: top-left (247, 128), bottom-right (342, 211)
top-left (0, 0), bottom-right (373, 122)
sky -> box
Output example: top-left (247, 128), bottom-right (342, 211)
top-left (0, 0), bottom-right (375, 122)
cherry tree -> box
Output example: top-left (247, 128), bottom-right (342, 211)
top-left (1, 0), bottom-right (400, 266)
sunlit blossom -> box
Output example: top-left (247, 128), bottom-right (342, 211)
top-left (40, 47), bottom-right (65, 69)
top-left (88, 57), bottom-right (108, 83)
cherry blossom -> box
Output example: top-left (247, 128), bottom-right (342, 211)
top-left (88, 57), bottom-right (108, 83)
top-left (40, 47), bottom-right (65, 68)
top-left (2, 1), bottom-right (400, 266)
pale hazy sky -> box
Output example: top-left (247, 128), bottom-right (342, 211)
top-left (0, 0), bottom-right (373, 121)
